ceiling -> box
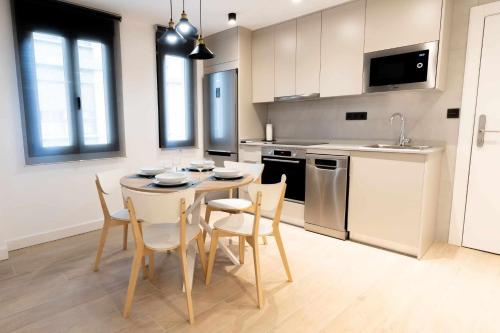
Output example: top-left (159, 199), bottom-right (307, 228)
top-left (68, 0), bottom-right (351, 36)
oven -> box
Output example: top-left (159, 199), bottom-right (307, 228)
top-left (363, 41), bottom-right (439, 93)
top-left (261, 147), bottom-right (306, 203)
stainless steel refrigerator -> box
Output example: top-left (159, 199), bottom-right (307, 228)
top-left (203, 69), bottom-right (238, 166)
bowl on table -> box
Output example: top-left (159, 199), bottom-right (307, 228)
top-left (155, 172), bottom-right (189, 185)
top-left (138, 166), bottom-right (165, 176)
top-left (189, 160), bottom-right (215, 170)
top-left (213, 168), bottom-right (242, 179)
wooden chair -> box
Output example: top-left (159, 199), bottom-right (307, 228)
top-left (205, 175), bottom-right (292, 308)
top-left (122, 188), bottom-right (207, 324)
top-left (204, 161), bottom-right (268, 246)
top-left (94, 171), bottom-right (130, 272)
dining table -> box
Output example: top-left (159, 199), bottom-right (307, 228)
top-left (120, 170), bottom-right (254, 288)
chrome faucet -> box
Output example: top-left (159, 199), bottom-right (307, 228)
top-left (390, 113), bottom-right (411, 146)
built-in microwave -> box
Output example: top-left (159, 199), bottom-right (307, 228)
top-left (363, 41), bottom-right (439, 93)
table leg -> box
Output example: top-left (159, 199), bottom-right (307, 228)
top-left (198, 216), bottom-right (240, 266)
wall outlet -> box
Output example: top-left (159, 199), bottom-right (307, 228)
top-left (447, 108), bottom-right (460, 119)
top-left (346, 112), bottom-right (367, 120)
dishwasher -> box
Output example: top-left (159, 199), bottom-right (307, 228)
top-left (304, 154), bottom-right (349, 240)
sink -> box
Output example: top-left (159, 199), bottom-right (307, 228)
top-left (363, 144), bottom-right (432, 150)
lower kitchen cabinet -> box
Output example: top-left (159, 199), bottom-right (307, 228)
top-left (239, 145), bottom-right (262, 163)
top-left (347, 151), bottom-right (442, 258)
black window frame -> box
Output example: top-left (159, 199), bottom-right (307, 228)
top-left (11, 0), bottom-right (124, 164)
top-left (156, 26), bottom-right (197, 149)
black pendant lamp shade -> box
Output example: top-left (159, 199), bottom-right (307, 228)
top-left (189, 36), bottom-right (214, 59)
top-left (189, 0), bottom-right (215, 60)
top-left (159, 0), bottom-right (186, 45)
top-left (176, 0), bottom-right (198, 40)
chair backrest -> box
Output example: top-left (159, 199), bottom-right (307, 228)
top-left (248, 174), bottom-right (287, 212)
top-left (223, 161), bottom-right (264, 182)
top-left (95, 169), bottom-right (126, 218)
top-left (122, 188), bottom-right (195, 225)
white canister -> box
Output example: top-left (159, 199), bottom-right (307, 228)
top-left (265, 124), bottom-right (273, 141)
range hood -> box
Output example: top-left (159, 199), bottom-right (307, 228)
top-left (274, 92), bottom-right (320, 102)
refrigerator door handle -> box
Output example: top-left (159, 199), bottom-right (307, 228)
top-left (207, 150), bottom-right (234, 157)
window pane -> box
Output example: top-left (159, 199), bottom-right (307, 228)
top-left (33, 32), bottom-right (72, 148)
top-left (164, 55), bottom-right (189, 142)
top-left (77, 40), bottom-right (110, 145)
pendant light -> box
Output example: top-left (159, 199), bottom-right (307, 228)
top-left (175, 0), bottom-right (198, 40)
top-left (189, 0), bottom-right (214, 59)
top-left (159, 0), bottom-right (185, 45)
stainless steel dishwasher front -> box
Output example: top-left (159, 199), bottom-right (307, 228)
top-left (304, 154), bottom-right (349, 240)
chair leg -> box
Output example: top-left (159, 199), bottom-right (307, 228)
top-left (196, 233), bottom-right (208, 278)
top-left (239, 236), bottom-right (245, 264)
top-left (205, 206), bottom-right (212, 225)
top-left (274, 229), bottom-right (292, 282)
top-left (142, 256), bottom-right (148, 280)
top-left (262, 235), bottom-right (268, 245)
top-left (206, 230), bottom-right (220, 286)
top-left (122, 224), bottom-right (128, 250)
top-left (123, 250), bottom-right (143, 318)
top-left (93, 222), bottom-right (110, 272)
top-left (179, 248), bottom-right (195, 324)
top-left (148, 253), bottom-right (155, 280)
top-left (252, 238), bottom-right (264, 309)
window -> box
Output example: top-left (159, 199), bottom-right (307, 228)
top-left (12, 0), bottom-right (122, 164)
top-left (156, 27), bottom-right (196, 149)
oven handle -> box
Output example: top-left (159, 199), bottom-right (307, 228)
top-left (262, 157), bottom-right (301, 164)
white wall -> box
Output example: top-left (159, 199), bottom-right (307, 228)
top-left (267, 0), bottom-right (495, 242)
top-left (0, 1), bottom-right (204, 258)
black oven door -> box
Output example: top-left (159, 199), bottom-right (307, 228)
top-left (261, 156), bottom-right (306, 203)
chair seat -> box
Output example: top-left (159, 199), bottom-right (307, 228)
top-left (143, 223), bottom-right (201, 251)
top-left (111, 208), bottom-right (130, 221)
top-left (213, 213), bottom-right (274, 236)
top-left (207, 198), bottom-right (252, 211)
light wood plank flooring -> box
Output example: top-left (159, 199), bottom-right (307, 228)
top-left (2, 210), bottom-right (500, 332)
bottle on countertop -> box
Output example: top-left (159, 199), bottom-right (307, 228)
top-left (265, 123), bottom-right (273, 142)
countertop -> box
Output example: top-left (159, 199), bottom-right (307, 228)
top-left (240, 139), bottom-right (444, 155)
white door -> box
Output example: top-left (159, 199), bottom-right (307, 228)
top-left (463, 14), bottom-right (500, 254)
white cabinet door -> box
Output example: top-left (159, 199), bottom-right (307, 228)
top-left (274, 19), bottom-right (296, 98)
top-left (204, 27), bottom-right (238, 68)
top-left (348, 153), bottom-right (424, 255)
top-left (320, 0), bottom-right (365, 97)
top-left (239, 145), bottom-right (262, 163)
top-left (252, 27), bottom-right (275, 103)
top-left (463, 14), bottom-right (500, 254)
top-left (365, 0), bottom-right (443, 52)
top-left (296, 13), bottom-right (321, 96)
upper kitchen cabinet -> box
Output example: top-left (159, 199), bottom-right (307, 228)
top-left (296, 13), bottom-right (321, 96)
top-left (252, 26), bottom-right (275, 103)
top-left (274, 20), bottom-right (297, 98)
top-left (320, 0), bottom-right (365, 97)
top-left (364, 0), bottom-right (444, 52)
top-left (204, 27), bottom-right (239, 73)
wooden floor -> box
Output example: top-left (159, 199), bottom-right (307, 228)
top-left (2, 211), bottom-right (500, 332)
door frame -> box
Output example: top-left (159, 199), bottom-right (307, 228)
top-left (449, 1), bottom-right (500, 245)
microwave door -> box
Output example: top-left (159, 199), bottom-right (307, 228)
top-left (203, 70), bottom-right (238, 154)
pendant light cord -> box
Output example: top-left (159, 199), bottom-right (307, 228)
top-left (170, 0), bottom-right (173, 20)
top-left (199, 0), bottom-right (203, 35)
top-left (182, 0), bottom-right (185, 11)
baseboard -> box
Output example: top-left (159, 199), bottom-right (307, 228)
top-left (0, 242), bottom-right (8, 261)
top-left (6, 219), bottom-right (103, 251)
